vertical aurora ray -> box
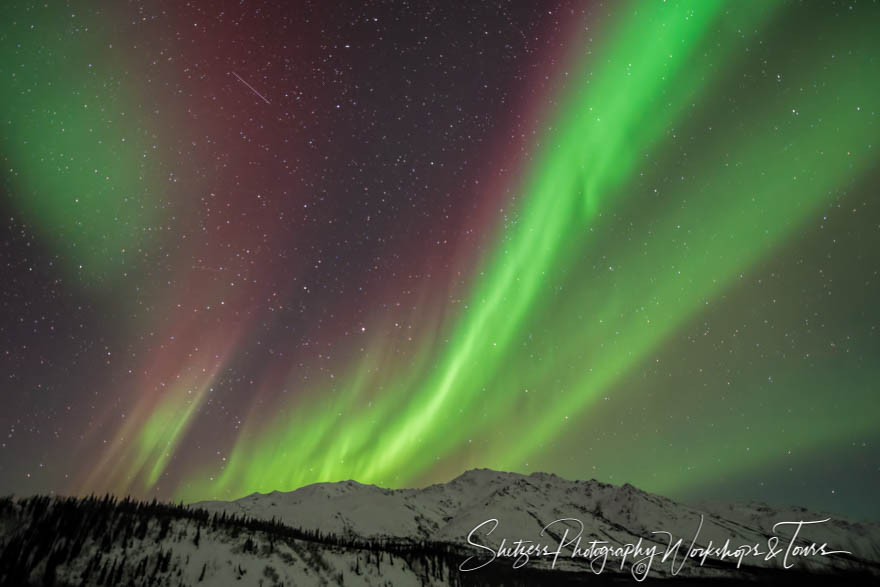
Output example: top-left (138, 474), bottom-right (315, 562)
top-left (188, 324), bottom-right (444, 496)
top-left (77, 319), bottom-right (245, 494)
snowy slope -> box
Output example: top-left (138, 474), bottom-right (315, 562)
top-left (0, 496), bottom-right (459, 586)
top-left (3, 471), bottom-right (879, 586)
top-left (193, 469), bottom-right (880, 578)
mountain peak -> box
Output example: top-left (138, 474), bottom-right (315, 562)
top-left (452, 467), bottom-right (510, 481)
top-left (186, 468), bottom-right (880, 582)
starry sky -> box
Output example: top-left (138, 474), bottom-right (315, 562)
top-left (1, 1), bottom-right (879, 520)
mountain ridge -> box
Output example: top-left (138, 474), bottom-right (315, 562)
top-left (2, 469), bottom-right (878, 585)
top-left (192, 468), bottom-right (880, 576)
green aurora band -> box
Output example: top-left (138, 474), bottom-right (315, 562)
top-left (176, 1), bottom-right (879, 501)
top-left (1, 4), bottom-right (164, 289)
top-left (6, 1), bottom-right (876, 504)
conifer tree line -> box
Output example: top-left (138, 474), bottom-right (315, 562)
top-left (0, 494), bottom-right (496, 586)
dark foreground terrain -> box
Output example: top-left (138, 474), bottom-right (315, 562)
top-left (2, 471), bottom-right (879, 585)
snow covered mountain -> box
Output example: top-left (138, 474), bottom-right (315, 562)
top-left (193, 469), bottom-right (880, 580)
top-left (1, 470), bottom-right (878, 586)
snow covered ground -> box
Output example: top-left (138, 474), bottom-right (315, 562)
top-left (193, 468), bottom-right (880, 580)
top-left (2, 470), bottom-right (878, 585)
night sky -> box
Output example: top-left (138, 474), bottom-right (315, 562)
top-left (1, 1), bottom-right (879, 520)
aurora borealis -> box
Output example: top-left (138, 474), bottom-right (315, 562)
top-left (1, 0), bottom-right (879, 521)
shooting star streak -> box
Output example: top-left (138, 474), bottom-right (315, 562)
top-left (231, 71), bottom-right (271, 105)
